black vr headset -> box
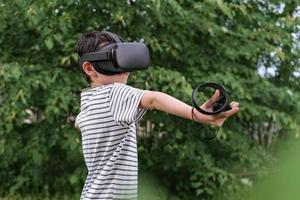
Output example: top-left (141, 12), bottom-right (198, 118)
top-left (78, 31), bottom-right (150, 75)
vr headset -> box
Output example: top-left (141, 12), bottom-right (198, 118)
top-left (78, 31), bottom-right (150, 75)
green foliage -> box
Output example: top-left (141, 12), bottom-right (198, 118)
top-left (0, 0), bottom-right (299, 199)
top-left (247, 140), bottom-right (300, 200)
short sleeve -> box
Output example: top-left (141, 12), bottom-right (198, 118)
top-left (109, 83), bottom-right (147, 125)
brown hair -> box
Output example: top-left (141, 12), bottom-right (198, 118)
top-left (75, 31), bottom-right (113, 83)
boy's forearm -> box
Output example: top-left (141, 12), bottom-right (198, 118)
top-left (140, 91), bottom-right (209, 123)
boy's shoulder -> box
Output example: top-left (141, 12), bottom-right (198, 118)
top-left (80, 83), bottom-right (143, 101)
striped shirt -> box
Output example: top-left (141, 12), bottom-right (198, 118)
top-left (75, 83), bottom-right (147, 200)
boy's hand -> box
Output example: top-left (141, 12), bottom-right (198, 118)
top-left (205, 101), bottom-right (239, 126)
top-left (200, 89), bottom-right (220, 112)
top-left (195, 89), bottom-right (239, 126)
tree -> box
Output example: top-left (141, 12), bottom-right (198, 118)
top-left (0, 0), bottom-right (299, 199)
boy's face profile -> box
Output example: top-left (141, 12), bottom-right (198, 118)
top-left (76, 31), bottom-right (132, 87)
top-left (82, 61), bottom-right (130, 87)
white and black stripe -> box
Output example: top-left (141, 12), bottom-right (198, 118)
top-left (76, 83), bottom-right (147, 200)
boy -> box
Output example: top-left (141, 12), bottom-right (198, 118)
top-left (75, 31), bottom-right (239, 200)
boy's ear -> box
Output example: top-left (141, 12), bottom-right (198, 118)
top-left (82, 62), bottom-right (97, 77)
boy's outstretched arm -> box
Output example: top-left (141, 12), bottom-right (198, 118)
top-left (140, 91), bottom-right (239, 127)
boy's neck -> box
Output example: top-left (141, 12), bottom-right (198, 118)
top-left (90, 72), bottom-right (129, 87)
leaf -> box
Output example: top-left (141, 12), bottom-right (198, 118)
top-left (45, 37), bottom-right (54, 50)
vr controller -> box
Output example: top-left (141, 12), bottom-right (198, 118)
top-left (191, 82), bottom-right (232, 140)
top-left (192, 82), bottom-right (231, 115)
top-left (78, 31), bottom-right (150, 75)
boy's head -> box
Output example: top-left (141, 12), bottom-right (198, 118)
top-left (76, 31), bottom-right (129, 85)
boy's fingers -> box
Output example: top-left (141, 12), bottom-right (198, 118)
top-left (230, 101), bottom-right (239, 108)
top-left (206, 90), bottom-right (220, 106)
top-left (220, 106), bottom-right (239, 118)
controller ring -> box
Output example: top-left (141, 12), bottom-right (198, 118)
top-left (192, 82), bottom-right (229, 115)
